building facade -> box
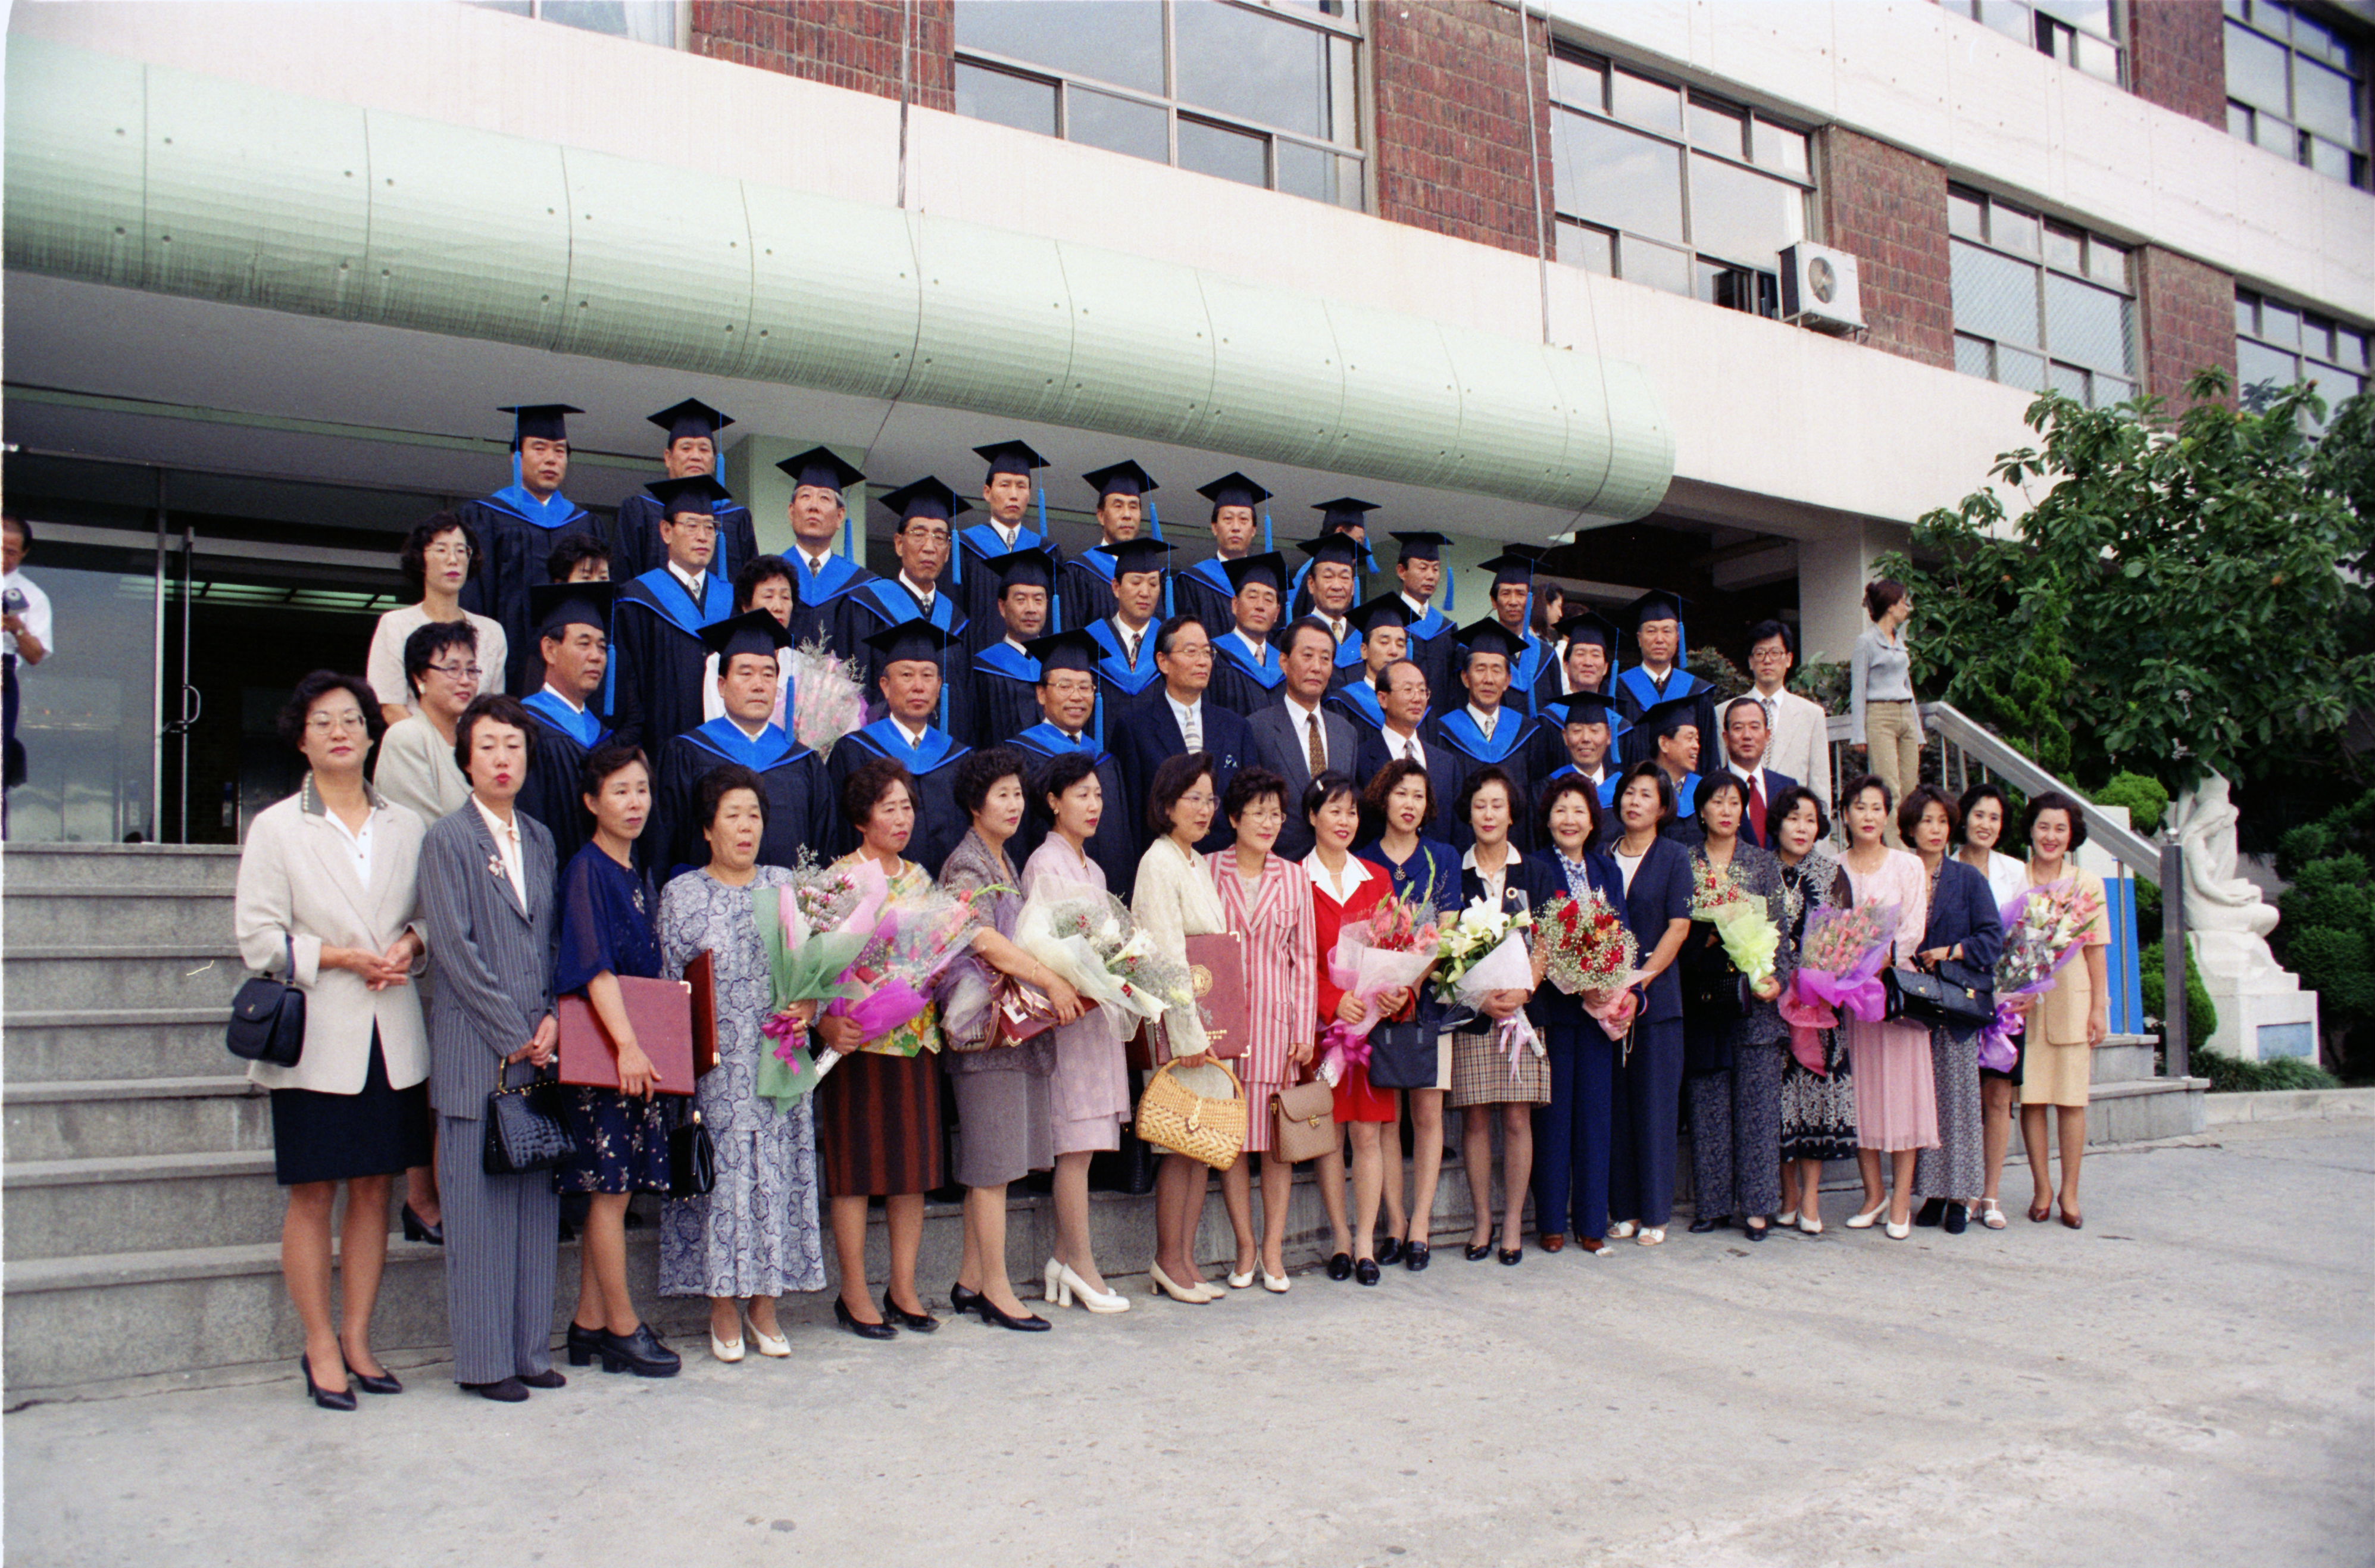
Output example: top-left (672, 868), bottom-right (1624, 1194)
top-left (3, 0), bottom-right (2369, 844)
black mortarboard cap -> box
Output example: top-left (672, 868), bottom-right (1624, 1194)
top-left (1222, 551), bottom-right (1288, 598)
top-left (530, 582), bottom-right (618, 640)
top-left (1551, 691), bottom-right (1618, 727)
top-left (646, 398), bottom-right (733, 445)
top-left (1295, 534), bottom-right (1361, 570)
top-left (877, 476), bottom-right (970, 525)
top-left (1478, 550), bottom-right (1538, 589)
top-left (1639, 694), bottom-right (1703, 739)
top-left (1392, 530), bottom-right (1452, 562)
top-left (987, 547), bottom-right (1055, 595)
top-left (647, 473), bottom-right (736, 520)
top-left (1627, 589), bottom-right (1690, 629)
top-left (1457, 619), bottom-right (1527, 666)
top-left (974, 439), bottom-right (1050, 481)
top-left (1555, 610), bottom-right (1620, 652)
top-left (1023, 628), bottom-right (1102, 676)
top-left (1082, 460), bottom-right (1157, 500)
top-left (500, 403), bottom-right (580, 448)
top-left (774, 445), bottom-right (865, 494)
top-left (1312, 497), bottom-right (1380, 533)
top-left (701, 608), bottom-right (796, 664)
top-left (1095, 538), bottom-right (1169, 576)
top-left (1196, 471), bottom-right (1273, 510)
top-left (1346, 594), bottom-right (1411, 638)
top-left (864, 618), bottom-right (960, 666)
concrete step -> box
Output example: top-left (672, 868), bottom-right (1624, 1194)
top-left (4, 886), bottom-right (234, 946)
top-left (3, 1077), bottom-right (271, 1161)
top-left (5, 1009), bottom-right (238, 1083)
top-left (2091, 1035), bottom-right (2159, 1084)
top-left (2086, 1076), bottom-right (2209, 1143)
top-left (4, 944), bottom-right (248, 1012)
top-left (0, 843), bottom-right (242, 891)
top-left (1, 1150), bottom-right (332, 1258)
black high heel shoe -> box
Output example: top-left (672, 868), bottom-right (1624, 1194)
top-left (595, 1323), bottom-right (682, 1378)
top-left (1464, 1241), bottom-right (1493, 1262)
top-left (338, 1338), bottom-right (402, 1395)
top-left (1376, 1236), bottom-right (1405, 1266)
top-left (968, 1295), bottom-right (1051, 1332)
top-left (400, 1204), bottom-right (443, 1246)
top-left (1404, 1241), bottom-right (1431, 1272)
top-left (1497, 1247), bottom-right (1522, 1266)
top-left (301, 1353), bottom-right (355, 1412)
top-left (1326, 1252), bottom-right (1354, 1282)
top-left (881, 1289), bottom-right (939, 1333)
top-left (1354, 1258), bottom-right (1382, 1286)
top-left (949, 1281), bottom-right (984, 1314)
top-left (565, 1322), bottom-right (605, 1367)
top-left (835, 1297), bottom-right (896, 1341)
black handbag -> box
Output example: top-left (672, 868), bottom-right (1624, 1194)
top-left (1885, 960), bottom-right (1994, 1031)
top-left (226, 933), bottom-right (307, 1067)
top-left (668, 1108), bottom-right (717, 1198)
top-left (1680, 923), bottom-right (1745, 1017)
top-left (483, 1072), bottom-right (579, 1176)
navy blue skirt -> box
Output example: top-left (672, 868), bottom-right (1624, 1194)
top-left (268, 1033), bottom-right (431, 1186)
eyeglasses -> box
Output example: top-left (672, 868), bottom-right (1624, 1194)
top-left (306, 711), bottom-right (369, 733)
top-left (667, 518), bottom-right (719, 536)
top-left (427, 663), bottom-right (483, 680)
top-left (1180, 789), bottom-right (1215, 807)
top-left (1238, 805), bottom-right (1285, 824)
top-left (423, 542), bottom-right (474, 560)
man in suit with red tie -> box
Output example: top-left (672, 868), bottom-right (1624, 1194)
top-left (1717, 695), bottom-right (1796, 849)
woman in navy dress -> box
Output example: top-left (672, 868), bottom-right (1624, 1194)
top-left (1605, 761), bottom-right (1695, 1246)
top-left (552, 743), bottom-right (681, 1379)
top-left (1533, 774), bottom-right (1626, 1254)
top-left (1358, 757), bottom-right (1461, 1272)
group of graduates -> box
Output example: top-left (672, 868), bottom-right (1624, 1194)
top-left (444, 398), bottom-right (1751, 895)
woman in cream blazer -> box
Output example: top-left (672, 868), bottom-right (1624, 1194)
top-left (234, 671), bottom-right (432, 1408)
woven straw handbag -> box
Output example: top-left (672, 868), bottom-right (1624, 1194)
top-left (1135, 1058), bottom-right (1247, 1170)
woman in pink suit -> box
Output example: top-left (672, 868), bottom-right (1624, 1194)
top-left (1836, 773), bottom-right (1935, 1239)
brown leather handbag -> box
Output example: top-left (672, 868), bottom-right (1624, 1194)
top-left (1270, 1078), bottom-right (1338, 1164)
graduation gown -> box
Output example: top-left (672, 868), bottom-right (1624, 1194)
top-left (827, 718), bottom-right (972, 878)
top-left (1008, 724), bottom-right (1138, 899)
top-left (1170, 557), bottom-right (1240, 639)
top-left (952, 522), bottom-right (1065, 651)
top-left (1424, 705), bottom-right (1549, 852)
top-left (1086, 617), bottom-right (1165, 720)
top-left (1351, 726), bottom-right (1464, 844)
top-left (1507, 632), bottom-right (1555, 719)
top-left (612, 493), bottom-right (760, 585)
top-left (652, 717), bottom-right (833, 880)
top-left (1208, 629), bottom-right (1287, 719)
top-left (454, 489), bottom-right (602, 696)
top-left (1543, 762), bottom-right (1622, 812)
top-left (1614, 664), bottom-right (1720, 769)
top-left (1058, 547), bottom-right (1120, 636)
top-left (1398, 599), bottom-right (1458, 715)
top-left (609, 566), bottom-right (737, 755)
top-left (517, 688), bottom-right (608, 892)
top-left (1325, 677), bottom-right (1388, 735)
top-left (833, 577), bottom-right (974, 742)
top-left (970, 640), bottom-right (1044, 753)
top-left (790, 550), bottom-right (874, 623)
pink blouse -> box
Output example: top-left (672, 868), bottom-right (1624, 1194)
top-left (1205, 849), bottom-right (1318, 1088)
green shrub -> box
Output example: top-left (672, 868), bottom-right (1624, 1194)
top-left (2092, 771), bottom-right (2170, 836)
top-left (2139, 939), bottom-right (2218, 1047)
top-left (1687, 644), bottom-right (1749, 698)
top-left (2193, 1047), bottom-right (2341, 1092)
top-left (1791, 660), bottom-right (1849, 711)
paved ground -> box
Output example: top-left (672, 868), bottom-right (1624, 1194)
top-left (7, 1122), bottom-right (2372, 1568)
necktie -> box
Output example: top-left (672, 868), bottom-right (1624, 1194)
top-left (1332, 618), bottom-right (1346, 644)
top-left (1125, 630), bottom-right (1140, 664)
top-left (1182, 705), bottom-right (1201, 751)
top-left (1748, 773), bottom-right (1768, 844)
top-left (1307, 713), bottom-right (1327, 776)
top-left (1478, 711), bottom-right (1495, 744)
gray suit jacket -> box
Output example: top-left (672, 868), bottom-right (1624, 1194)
top-left (1245, 698), bottom-right (1362, 862)
top-left (417, 801), bottom-right (558, 1119)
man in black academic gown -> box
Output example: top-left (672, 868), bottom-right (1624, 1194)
top-left (836, 476), bottom-right (973, 742)
top-left (1290, 496), bottom-right (1377, 620)
top-left (1007, 629), bottom-right (1138, 897)
top-left (608, 473), bottom-right (738, 755)
top-left (968, 548), bottom-right (1055, 752)
top-left (1111, 616), bottom-right (1248, 861)
top-left (1539, 691), bottom-right (1624, 812)
top-left (1171, 471), bottom-right (1270, 635)
top-left (830, 620), bottom-right (975, 877)
top-left (1533, 608), bottom-right (1621, 714)
top-left (1082, 536), bottom-right (1167, 719)
top-left (774, 445), bottom-right (874, 625)
top-left (1207, 552), bottom-right (1290, 718)
top-left (651, 611), bottom-right (833, 879)
top-left (1636, 692), bottom-right (1708, 846)
top-left (1286, 532), bottom-right (1368, 691)
top-left (457, 402), bottom-right (602, 696)
top-left (614, 399), bottom-right (760, 582)
top-left (1353, 657), bottom-right (1462, 842)
top-left (1060, 460), bottom-right (1157, 634)
top-left (953, 440), bottom-right (1064, 652)
top-left (1326, 593), bottom-right (1410, 732)
top-left (1425, 621), bottom-right (1550, 851)
top-left (515, 581), bottom-right (616, 885)
top-left (1387, 530), bottom-right (1458, 716)
top-left (1471, 549), bottom-right (1556, 719)
top-left (1614, 591), bottom-right (1720, 769)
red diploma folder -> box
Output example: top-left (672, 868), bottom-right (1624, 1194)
top-left (1183, 932), bottom-right (1249, 1061)
top-left (557, 953), bottom-right (717, 1097)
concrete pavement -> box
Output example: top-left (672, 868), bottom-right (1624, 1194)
top-left (5, 1120), bottom-right (2371, 1567)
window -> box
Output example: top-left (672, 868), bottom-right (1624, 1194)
top-left (473, 0), bottom-right (680, 45)
top-left (952, 1), bottom-right (1363, 207)
top-left (1949, 186), bottom-right (2137, 407)
top-left (2224, 1), bottom-right (2370, 188)
top-left (2235, 288), bottom-right (2370, 421)
top-left (1546, 46), bottom-right (1812, 313)
top-left (1938, 1), bottom-right (2124, 86)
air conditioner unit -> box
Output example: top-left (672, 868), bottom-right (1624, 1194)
top-left (1780, 243), bottom-right (1864, 332)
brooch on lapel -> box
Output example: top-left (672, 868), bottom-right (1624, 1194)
top-left (487, 851), bottom-right (507, 881)
top-left (632, 886), bottom-right (646, 916)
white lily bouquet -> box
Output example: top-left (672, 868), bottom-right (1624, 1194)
top-left (1433, 896), bottom-right (1542, 1077)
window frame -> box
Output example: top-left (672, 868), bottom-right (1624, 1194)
top-left (1948, 184), bottom-right (2139, 408)
top-left (2221, 0), bottom-right (2371, 190)
top-left (951, 0), bottom-right (1367, 208)
top-left (2234, 286), bottom-right (2371, 417)
top-left (1936, 1), bottom-right (2127, 89)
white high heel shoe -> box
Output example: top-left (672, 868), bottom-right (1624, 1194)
top-left (1045, 1258), bottom-right (1130, 1314)
top-left (1846, 1201), bottom-right (1888, 1230)
top-left (1149, 1263), bottom-right (1211, 1304)
top-left (1260, 1267), bottom-right (1290, 1294)
top-left (744, 1309), bottom-right (791, 1358)
top-left (710, 1326), bottom-right (745, 1363)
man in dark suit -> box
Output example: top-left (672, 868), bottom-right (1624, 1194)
top-left (417, 694), bottom-right (564, 1403)
top-left (1714, 694), bottom-right (1796, 849)
top-left (1353, 658), bottom-right (1462, 843)
top-left (1246, 619), bottom-right (1362, 862)
top-left (1112, 615), bottom-right (1247, 859)
top-left (1424, 621), bottom-right (1550, 851)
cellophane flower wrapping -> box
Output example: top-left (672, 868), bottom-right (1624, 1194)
top-left (1977, 877), bottom-right (2107, 1069)
top-left (1691, 860), bottom-right (1780, 983)
top-left (1316, 894), bottom-right (1443, 1080)
top-left (1785, 901), bottom-right (1899, 1024)
top-left (785, 637), bottom-right (867, 760)
top-left (1014, 888), bottom-right (1186, 1028)
top-left (1538, 891), bottom-right (1643, 1039)
top-left (1432, 896), bottom-right (1533, 1005)
top-left (1453, 928), bottom-right (1544, 1075)
top-left (823, 882), bottom-right (995, 1051)
top-left (751, 880), bottom-right (868, 1112)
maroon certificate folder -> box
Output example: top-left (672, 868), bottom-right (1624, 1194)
top-left (557, 954), bottom-right (717, 1097)
top-left (1183, 932), bottom-right (1249, 1061)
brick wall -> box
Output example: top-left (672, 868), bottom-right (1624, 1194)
top-left (2135, 245), bottom-right (2236, 403)
top-left (1368, 1), bottom-right (1550, 257)
top-left (2127, 0), bottom-right (2227, 130)
top-left (1817, 128), bottom-right (1955, 370)
top-left (691, 1), bottom-right (953, 110)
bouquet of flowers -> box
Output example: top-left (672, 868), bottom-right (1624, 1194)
top-left (821, 882), bottom-right (991, 1052)
top-left (1779, 901), bottom-right (1899, 1073)
top-left (785, 635), bottom-right (867, 759)
top-left (749, 852), bottom-right (883, 1111)
top-left (1538, 890), bottom-right (1642, 1041)
top-left (1316, 886), bottom-right (1443, 1082)
top-left (1012, 889), bottom-right (1191, 1029)
top-left (1977, 877), bottom-right (2106, 1072)
top-left (1690, 860), bottom-right (1782, 986)
top-left (1433, 897), bottom-right (1540, 1077)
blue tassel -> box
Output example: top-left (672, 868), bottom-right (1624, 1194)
top-left (950, 524), bottom-right (962, 585)
top-left (1038, 489), bottom-right (1048, 539)
top-left (1163, 576), bottom-right (1174, 619)
top-left (1445, 566), bottom-right (1454, 614)
top-left (1093, 697), bottom-right (1103, 751)
top-left (1148, 501), bottom-right (1165, 543)
top-left (843, 513), bottom-right (854, 562)
top-left (1263, 512), bottom-right (1273, 552)
top-left (939, 672), bottom-right (949, 735)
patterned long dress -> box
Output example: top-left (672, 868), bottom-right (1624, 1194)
top-left (656, 866), bottom-right (826, 1300)
top-left (1777, 848), bottom-right (1858, 1163)
top-left (1205, 849), bottom-right (1318, 1153)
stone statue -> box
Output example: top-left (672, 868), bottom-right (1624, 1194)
top-left (2171, 773), bottom-right (2281, 982)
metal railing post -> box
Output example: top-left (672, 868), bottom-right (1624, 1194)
top-left (2161, 833), bottom-right (2187, 1078)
